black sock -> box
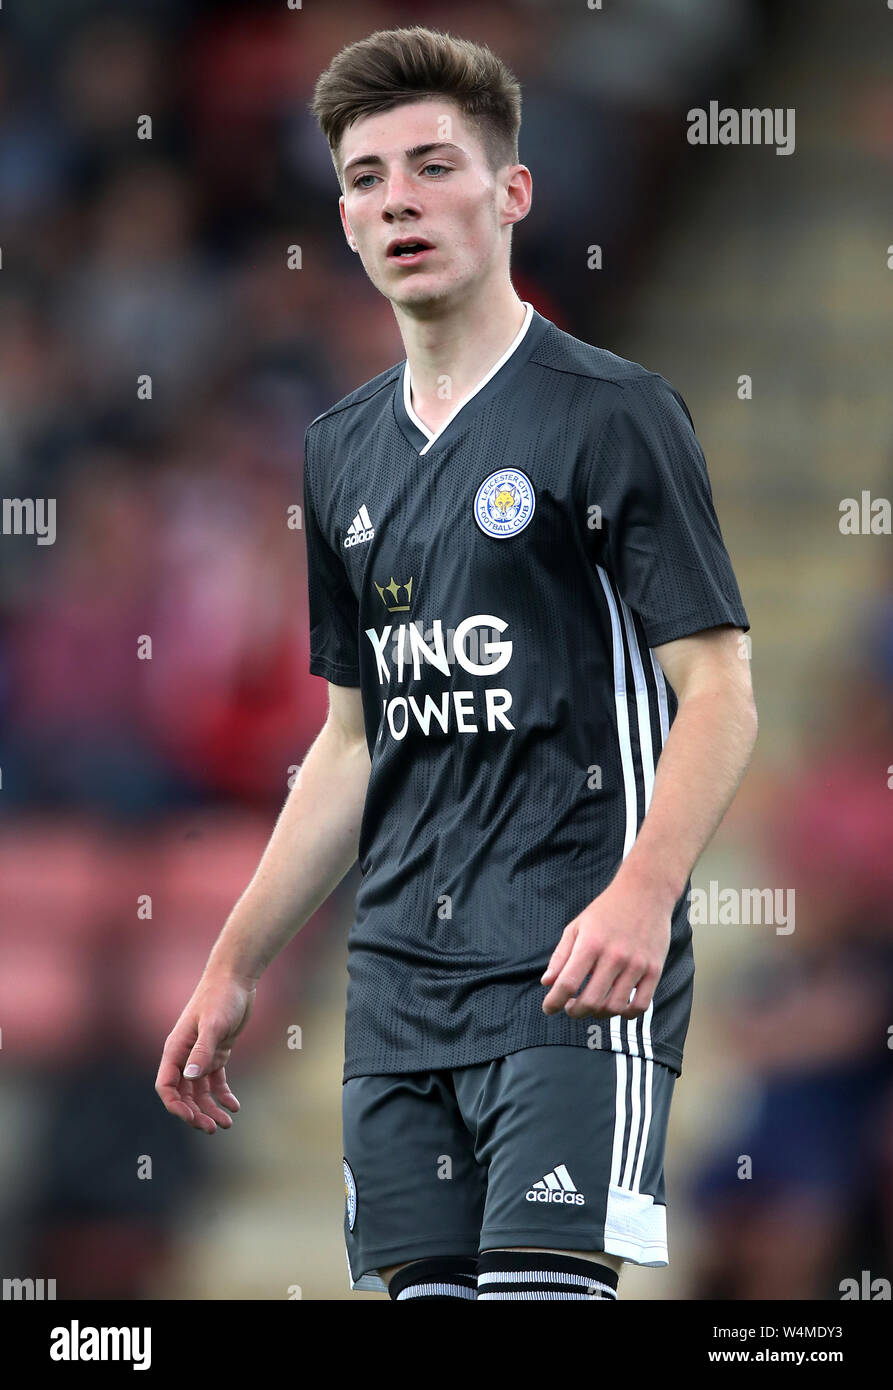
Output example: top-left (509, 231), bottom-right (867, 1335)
top-left (387, 1255), bottom-right (478, 1301)
top-left (476, 1250), bottom-right (619, 1300)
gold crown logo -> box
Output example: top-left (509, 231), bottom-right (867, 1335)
top-left (374, 576), bottom-right (413, 613)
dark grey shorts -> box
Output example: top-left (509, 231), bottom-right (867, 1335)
top-left (342, 1044), bottom-right (676, 1293)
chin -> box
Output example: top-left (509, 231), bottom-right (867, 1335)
top-left (391, 280), bottom-right (452, 310)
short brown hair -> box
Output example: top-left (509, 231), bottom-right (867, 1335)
top-left (310, 26), bottom-right (522, 190)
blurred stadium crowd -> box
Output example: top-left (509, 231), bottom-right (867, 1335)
top-left (0, 0), bottom-right (891, 1299)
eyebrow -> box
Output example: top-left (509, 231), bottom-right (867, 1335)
top-left (342, 141), bottom-right (464, 178)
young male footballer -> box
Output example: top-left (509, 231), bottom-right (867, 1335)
top-left (156, 26), bottom-right (757, 1302)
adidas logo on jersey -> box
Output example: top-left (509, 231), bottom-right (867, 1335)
top-left (525, 1163), bottom-right (585, 1205)
top-left (343, 505), bottom-right (375, 548)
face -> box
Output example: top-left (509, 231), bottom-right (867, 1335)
top-left (337, 98), bottom-right (530, 311)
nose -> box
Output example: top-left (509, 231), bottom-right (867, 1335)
top-left (381, 167), bottom-right (422, 220)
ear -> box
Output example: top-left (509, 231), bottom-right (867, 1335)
top-left (338, 195), bottom-right (357, 253)
top-left (501, 164), bottom-right (532, 228)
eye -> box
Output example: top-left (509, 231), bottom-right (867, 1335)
top-left (351, 163), bottom-right (450, 190)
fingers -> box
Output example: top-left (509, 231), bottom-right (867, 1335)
top-left (182, 1033), bottom-right (217, 1080)
top-left (156, 1029), bottom-right (240, 1132)
top-left (540, 923), bottom-right (577, 989)
top-left (178, 1086), bottom-right (217, 1134)
top-left (208, 1071), bottom-right (240, 1113)
top-left (182, 1075), bottom-right (235, 1131)
top-left (543, 933), bottom-right (656, 1020)
top-left (155, 1050), bottom-right (194, 1121)
top-left (561, 953), bottom-right (628, 1019)
top-left (542, 932), bottom-right (596, 1014)
top-left (155, 1059), bottom-right (214, 1131)
top-left (567, 962), bottom-right (654, 1020)
top-left (166, 1073), bottom-right (239, 1134)
top-left (613, 969), bottom-right (657, 1019)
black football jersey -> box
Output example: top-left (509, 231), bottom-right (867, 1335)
top-left (302, 303), bottom-right (750, 1081)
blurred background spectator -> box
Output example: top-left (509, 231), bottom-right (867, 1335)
top-left (0, 0), bottom-right (890, 1299)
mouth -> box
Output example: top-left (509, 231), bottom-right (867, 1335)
top-left (387, 238), bottom-right (435, 266)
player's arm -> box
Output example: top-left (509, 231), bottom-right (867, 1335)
top-left (155, 682), bottom-right (370, 1131)
top-left (542, 624), bottom-right (757, 1020)
top-left (204, 680), bottom-right (370, 980)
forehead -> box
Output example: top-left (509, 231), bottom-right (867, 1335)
top-left (339, 97), bottom-right (484, 166)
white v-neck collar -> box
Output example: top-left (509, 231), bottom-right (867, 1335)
top-left (403, 302), bottom-right (534, 457)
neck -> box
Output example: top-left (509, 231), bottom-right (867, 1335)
top-left (393, 276), bottom-right (528, 412)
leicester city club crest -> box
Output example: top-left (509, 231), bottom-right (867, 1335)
top-left (343, 1158), bottom-right (357, 1231)
top-left (474, 468), bottom-right (535, 539)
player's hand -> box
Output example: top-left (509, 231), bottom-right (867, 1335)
top-left (540, 878), bottom-right (671, 1020)
top-left (155, 971), bottom-right (257, 1133)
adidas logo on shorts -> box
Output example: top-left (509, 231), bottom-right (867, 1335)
top-left (343, 505), bottom-right (375, 548)
top-left (525, 1163), bottom-right (585, 1206)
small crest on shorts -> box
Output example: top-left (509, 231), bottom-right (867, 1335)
top-left (343, 1158), bottom-right (357, 1231)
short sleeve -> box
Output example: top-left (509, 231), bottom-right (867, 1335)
top-left (303, 428), bottom-right (361, 685)
top-left (593, 374), bottom-right (750, 648)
